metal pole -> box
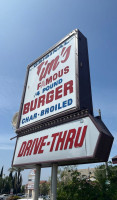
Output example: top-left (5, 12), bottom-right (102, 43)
top-left (33, 165), bottom-right (41, 200)
top-left (105, 162), bottom-right (108, 178)
top-left (51, 164), bottom-right (58, 200)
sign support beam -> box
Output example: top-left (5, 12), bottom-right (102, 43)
top-left (51, 164), bottom-right (58, 200)
top-left (33, 165), bottom-right (41, 200)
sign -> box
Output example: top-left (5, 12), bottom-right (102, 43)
top-left (19, 35), bottom-right (76, 128)
top-left (16, 29), bottom-right (93, 131)
top-left (12, 115), bottom-right (113, 168)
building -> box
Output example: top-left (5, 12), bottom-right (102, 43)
top-left (25, 169), bottom-right (35, 198)
top-left (112, 155), bottom-right (117, 164)
top-left (25, 169), bottom-right (49, 198)
top-left (78, 168), bottom-right (95, 181)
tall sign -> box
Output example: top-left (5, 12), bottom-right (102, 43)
top-left (12, 29), bottom-right (113, 168)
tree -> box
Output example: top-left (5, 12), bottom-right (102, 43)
top-left (8, 167), bottom-right (22, 194)
top-left (57, 163), bottom-right (117, 200)
top-left (94, 162), bottom-right (117, 200)
top-left (40, 181), bottom-right (50, 196)
top-left (57, 167), bottom-right (101, 200)
top-left (0, 166), bottom-right (3, 178)
top-left (0, 167), bottom-right (4, 193)
top-left (21, 185), bottom-right (25, 193)
top-left (0, 177), bottom-right (3, 193)
top-left (0, 167), bottom-right (23, 195)
top-left (2, 176), bottom-right (12, 194)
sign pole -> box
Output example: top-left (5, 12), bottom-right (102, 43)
top-left (51, 164), bottom-right (58, 200)
top-left (33, 165), bottom-right (41, 200)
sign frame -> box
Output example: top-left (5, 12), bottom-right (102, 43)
top-left (16, 29), bottom-right (93, 134)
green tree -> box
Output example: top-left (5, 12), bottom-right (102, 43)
top-left (0, 167), bottom-right (23, 195)
top-left (57, 163), bottom-right (117, 200)
top-left (0, 166), bottom-right (3, 178)
top-left (21, 185), bottom-right (25, 193)
top-left (0, 176), bottom-right (3, 193)
top-left (9, 167), bottom-right (22, 194)
top-left (0, 167), bottom-right (4, 194)
top-left (94, 162), bottom-right (117, 200)
top-left (40, 181), bottom-right (50, 196)
top-left (2, 176), bottom-right (12, 194)
top-left (57, 168), bottom-right (101, 200)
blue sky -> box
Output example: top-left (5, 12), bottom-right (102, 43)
top-left (0, 0), bottom-right (117, 184)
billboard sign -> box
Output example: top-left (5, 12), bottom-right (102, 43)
top-left (12, 115), bottom-right (113, 168)
top-left (18, 33), bottom-right (77, 129)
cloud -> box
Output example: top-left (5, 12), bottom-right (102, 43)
top-left (0, 144), bottom-right (14, 150)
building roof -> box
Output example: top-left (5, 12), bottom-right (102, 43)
top-left (112, 155), bottom-right (117, 164)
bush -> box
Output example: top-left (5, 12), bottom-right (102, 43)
top-left (7, 196), bottom-right (21, 200)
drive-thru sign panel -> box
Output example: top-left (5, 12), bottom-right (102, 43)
top-left (13, 114), bottom-right (113, 168)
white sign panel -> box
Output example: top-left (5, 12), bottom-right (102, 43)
top-left (19, 35), bottom-right (77, 128)
top-left (13, 117), bottom-right (100, 167)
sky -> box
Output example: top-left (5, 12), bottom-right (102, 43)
top-left (0, 0), bottom-right (117, 184)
